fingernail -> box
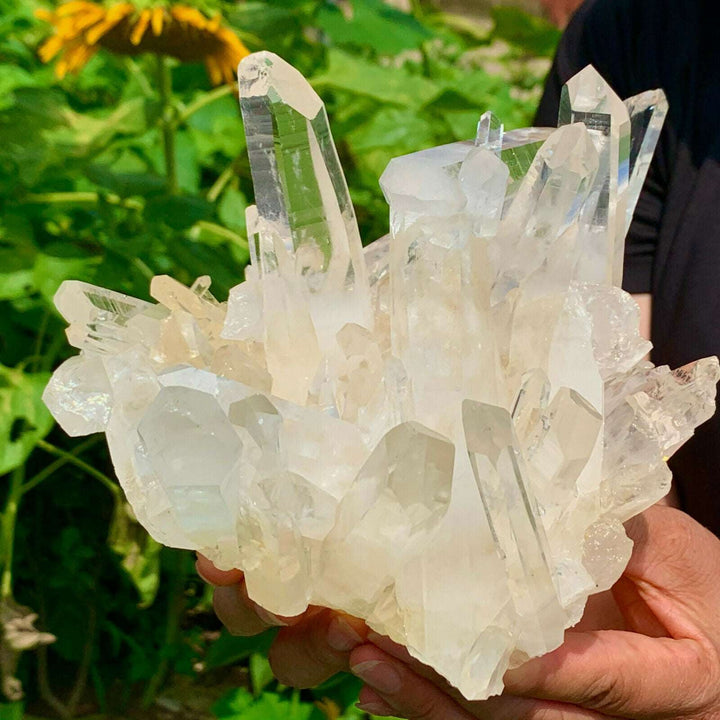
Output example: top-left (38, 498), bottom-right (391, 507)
top-left (255, 606), bottom-right (288, 627)
top-left (356, 701), bottom-right (393, 715)
top-left (327, 615), bottom-right (363, 652)
top-left (351, 660), bottom-right (401, 694)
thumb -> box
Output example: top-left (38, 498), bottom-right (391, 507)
top-left (622, 505), bottom-right (720, 641)
top-left (503, 629), bottom-right (714, 718)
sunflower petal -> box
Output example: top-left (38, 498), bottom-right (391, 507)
top-left (204, 55), bottom-right (222, 86)
top-left (130, 9), bottom-right (151, 45)
top-left (38, 35), bottom-right (66, 63)
top-left (207, 13), bottom-right (221, 32)
top-left (151, 6), bottom-right (164, 36)
top-left (56, 1), bottom-right (97, 18)
top-left (34, 9), bottom-right (54, 22)
top-left (84, 3), bottom-right (133, 45)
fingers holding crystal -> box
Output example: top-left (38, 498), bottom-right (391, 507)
top-left (212, 579), bottom-right (293, 636)
top-left (268, 609), bottom-right (367, 688)
top-left (350, 644), bottom-right (607, 720)
top-left (195, 554), bottom-right (244, 586)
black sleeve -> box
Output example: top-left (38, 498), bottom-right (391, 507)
top-left (534, 0), bottom-right (667, 294)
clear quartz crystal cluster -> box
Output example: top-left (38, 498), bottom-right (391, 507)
top-left (44, 53), bottom-right (719, 699)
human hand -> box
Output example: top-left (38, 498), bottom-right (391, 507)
top-left (347, 505), bottom-right (720, 719)
top-left (196, 556), bottom-right (368, 687)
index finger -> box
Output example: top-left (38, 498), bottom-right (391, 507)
top-left (196, 553), bottom-right (245, 586)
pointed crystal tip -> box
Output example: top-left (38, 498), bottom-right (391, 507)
top-left (238, 50), bottom-right (322, 119)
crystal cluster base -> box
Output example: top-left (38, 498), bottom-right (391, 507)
top-left (44, 53), bottom-right (719, 699)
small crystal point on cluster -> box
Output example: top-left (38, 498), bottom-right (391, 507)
top-left (44, 54), bottom-right (718, 700)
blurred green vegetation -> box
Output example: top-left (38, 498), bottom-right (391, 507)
top-left (0, 0), bottom-right (558, 717)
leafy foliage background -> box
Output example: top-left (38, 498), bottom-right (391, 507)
top-left (0, 1), bottom-right (558, 717)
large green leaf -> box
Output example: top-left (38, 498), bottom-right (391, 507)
top-left (85, 164), bottom-right (166, 197)
top-left (205, 629), bottom-right (275, 671)
top-left (312, 49), bottom-right (440, 108)
top-left (0, 364), bottom-right (53, 475)
top-left (33, 250), bottom-right (101, 305)
top-left (212, 688), bottom-right (315, 720)
top-left (317, 0), bottom-right (432, 54)
top-left (346, 107), bottom-right (436, 153)
top-left (491, 6), bottom-right (561, 57)
top-left (108, 500), bottom-right (162, 608)
top-left (0, 66), bottom-right (36, 111)
top-left (145, 194), bottom-right (214, 230)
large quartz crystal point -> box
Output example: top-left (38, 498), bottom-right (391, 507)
top-left (381, 138), bottom-right (509, 422)
top-left (558, 65), bottom-right (631, 286)
top-left (492, 123), bottom-right (599, 303)
top-left (602, 357), bottom-right (720, 521)
top-left (43, 354), bottom-right (113, 436)
top-left (237, 51), bottom-right (371, 345)
top-left (317, 422), bottom-right (454, 617)
top-left (137, 385), bottom-right (242, 549)
top-left (623, 89), bottom-right (668, 236)
top-left (463, 400), bottom-right (566, 658)
top-left (54, 280), bottom-right (160, 354)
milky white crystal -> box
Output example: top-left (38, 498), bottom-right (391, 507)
top-left (44, 54), bottom-right (718, 700)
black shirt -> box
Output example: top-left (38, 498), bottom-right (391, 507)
top-left (535, 0), bottom-right (720, 535)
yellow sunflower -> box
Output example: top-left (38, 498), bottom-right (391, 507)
top-left (36, 1), bottom-right (250, 85)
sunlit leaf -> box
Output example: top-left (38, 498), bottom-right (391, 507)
top-left (0, 364), bottom-right (53, 475)
top-left (491, 6), bottom-right (562, 57)
top-left (108, 500), bottom-right (162, 608)
top-left (33, 251), bottom-right (101, 305)
top-left (312, 49), bottom-right (440, 108)
top-left (317, 0), bottom-right (431, 54)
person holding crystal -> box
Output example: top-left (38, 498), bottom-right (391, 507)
top-left (198, 0), bottom-right (720, 717)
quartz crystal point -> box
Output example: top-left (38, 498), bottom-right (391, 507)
top-left (559, 65), bottom-right (631, 286)
top-left (43, 57), bottom-right (720, 702)
top-left (237, 51), bottom-right (371, 346)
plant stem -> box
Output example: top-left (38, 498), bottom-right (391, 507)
top-left (22, 437), bottom-right (100, 496)
top-left (133, 256), bottom-right (155, 281)
top-left (193, 220), bottom-right (248, 247)
top-left (206, 160), bottom-right (237, 203)
top-left (1, 467), bottom-right (25, 600)
top-left (157, 55), bottom-right (178, 195)
top-left (176, 82), bottom-right (235, 128)
top-left (35, 440), bottom-right (121, 500)
top-left (20, 191), bottom-right (143, 211)
top-left (125, 57), bottom-right (154, 98)
top-left (142, 549), bottom-right (186, 708)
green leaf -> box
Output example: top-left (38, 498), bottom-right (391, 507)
top-left (249, 652), bottom-right (275, 697)
top-left (317, 0), bottom-right (432, 54)
top-left (0, 364), bottom-right (53, 475)
top-left (86, 164), bottom-right (166, 197)
top-left (491, 6), bottom-right (561, 57)
top-left (212, 688), bottom-right (315, 720)
top-left (145, 194), bottom-right (214, 230)
top-left (0, 214), bottom-right (36, 300)
top-left (312, 49), bottom-right (440, 108)
top-left (33, 251), bottom-right (101, 305)
top-left (0, 66), bottom-right (36, 111)
top-left (218, 187), bottom-right (248, 234)
top-left (346, 108), bottom-right (436, 153)
top-left (0, 702), bottom-right (24, 720)
top-left (176, 130), bottom-right (201, 194)
top-left (443, 110), bottom-right (482, 141)
top-left (205, 629), bottom-right (276, 671)
top-left (108, 500), bottom-right (162, 608)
